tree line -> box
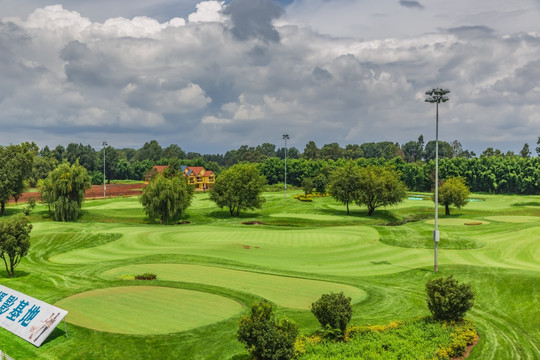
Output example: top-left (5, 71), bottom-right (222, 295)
top-left (0, 135), bottom-right (539, 215)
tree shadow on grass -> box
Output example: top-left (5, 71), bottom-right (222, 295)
top-left (0, 270), bottom-right (30, 279)
top-left (206, 210), bottom-right (263, 220)
top-left (229, 354), bottom-right (249, 360)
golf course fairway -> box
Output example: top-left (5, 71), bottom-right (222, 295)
top-left (0, 191), bottom-right (538, 360)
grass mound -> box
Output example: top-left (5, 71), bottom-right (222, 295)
top-left (484, 215), bottom-right (539, 223)
top-left (55, 286), bottom-right (242, 334)
top-left (102, 264), bottom-right (367, 309)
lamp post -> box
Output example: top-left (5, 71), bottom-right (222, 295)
top-left (282, 134), bottom-right (289, 199)
top-left (102, 141), bottom-right (107, 199)
top-left (425, 88), bottom-right (450, 272)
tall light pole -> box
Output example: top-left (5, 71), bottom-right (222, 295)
top-left (425, 88), bottom-right (450, 272)
top-left (282, 134), bottom-right (289, 199)
top-left (102, 141), bottom-right (107, 199)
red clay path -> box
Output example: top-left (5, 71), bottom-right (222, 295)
top-left (8, 183), bottom-right (144, 204)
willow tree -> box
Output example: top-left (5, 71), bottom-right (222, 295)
top-left (140, 173), bottom-right (193, 224)
top-left (47, 161), bottom-right (91, 221)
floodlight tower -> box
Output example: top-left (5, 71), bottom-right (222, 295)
top-left (283, 134), bottom-right (290, 199)
top-left (425, 88), bottom-right (450, 272)
top-left (102, 141), bottom-right (107, 199)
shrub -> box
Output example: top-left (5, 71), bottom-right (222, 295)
top-left (238, 300), bottom-right (298, 360)
top-left (311, 292), bottom-right (352, 337)
top-left (426, 275), bottom-right (474, 321)
top-left (433, 320), bottom-right (478, 359)
top-left (135, 273), bottom-right (157, 280)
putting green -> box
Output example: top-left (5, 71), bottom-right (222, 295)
top-left (484, 216), bottom-right (539, 223)
top-left (55, 286), bottom-right (242, 335)
top-left (102, 264), bottom-right (367, 309)
top-left (425, 218), bottom-right (490, 226)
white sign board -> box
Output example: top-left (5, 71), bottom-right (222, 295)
top-left (0, 284), bottom-right (67, 347)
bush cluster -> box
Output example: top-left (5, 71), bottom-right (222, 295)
top-left (135, 273), bottom-right (157, 280)
top-left (433, 320), bottom-right (478, 359)
top-left (426, 275), bottom-right (475, 321)
top-left (310, 292), bottom-right (352, 338)
top-left (237, 300), bottom-right (298, 360)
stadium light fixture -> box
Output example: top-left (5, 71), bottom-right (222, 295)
top-left (425, 88), bottom-right (450, 272)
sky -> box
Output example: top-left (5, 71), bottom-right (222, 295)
top-left (0, 0), bottom-right (539, 155)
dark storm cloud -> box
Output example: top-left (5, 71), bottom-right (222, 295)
top-left (222, 0), bottom-right (285, 42)
top-left (445, 25), bottom-right (494, 39)
top-left (398, 1), bottom-right (424, 9)
top-left (0, 2), bottom-right (539, 154)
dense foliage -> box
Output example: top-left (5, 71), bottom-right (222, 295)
top-left (210, 163), bottom-right (266, 216)
top-left (426, 275), bottom-right (475, 322)
top-left (139, 173), bottom-right (193, 224)
top-left (0, 214), bottom-right (32, 277)
top-left (0, 143), bottom-right (34, 215)
top-left (238, 300), bottom-right (298, 360)
top-left (355, 165), bottom-right (408, 216)
top-left (296, 318), bottom-right (477, 360)
top-left (437, 177), bottom-right (471, 215)
top-left (329, 161), bottom-right (362, 214)
top-left (46, 161), bottom-right (92, 222)
top-left (11, 137), bottom-right (538, 198)
top-left (310, 292), bottom-right (352, 337)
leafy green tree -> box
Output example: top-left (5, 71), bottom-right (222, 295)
top-left (65, 143), bottom-right (98, 172)
top-left (303, 141), bottom-right (320, 160)
top-left (311, 292), bottom-right (352, 338)
top-left (481, 147), bottom-right (503, 157)
top-left (37, 177), bottom-right (54, 215)
top-left (0, 214), bottom-right (32, 277)
top-left (98, 145), bottom-right (119, 182)
top-left (536, 136), bottom-right (540, 156)
top-left (424, 140), bottom-right (453, 161)
top-left (320, 142), bottom-right (344, 161)
top-left (47, 161), bottom-right (92, 221)
top-left (163, 144), bottom-right (186, 160)
top-left (276, 146), bottom-right (300, 159)
top-left (256, 143), bottom-right (277, 158)
top-left (520, 143), bottom-right (531, 158)
top-left (209, 163), bottom-right (266, 216)
top-left (426, 275), bottom-right (474, 321)
top-left (313, 173), bottom-right (328, 194)
top-left (355, 165), bottom-right (407, 215)
top-left (140, 173), bottom-right (193, 224)
top-left (344, 144), bottom-right (364, 160)
top-left (135, 140), bottom-right (163, 162)
top-left (436, 177), bottom-right (470, 215)
top-left (30, 155), bottom-right (58, 188)
top-left (302, 177), bottom-right (314, 195)
top-left (0, 144), bottom-right (34, 215)
top-left (52, 145), bottom-right (65, 163)
top-left (238, 300), bottom-right (298, 360)
top-left (329, 161), bottom-right (361, 214)
top-left (402, 140), bottom-right (423, 163)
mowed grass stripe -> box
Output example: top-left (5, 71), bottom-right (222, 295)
top-left (52, 225), bottom-right (438, 275)
top-left (55, 286), bottom-right (242, 335)
top-left (102, 264), bottom-right (367, 309)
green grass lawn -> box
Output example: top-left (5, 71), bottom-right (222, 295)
top-left (0, 191), bottom-right (538, 359)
